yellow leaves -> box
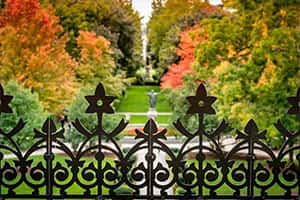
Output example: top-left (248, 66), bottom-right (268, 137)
top-left (258, 57), bottom-right (277, 86)
top-left (238, 48), bottom-right (250, 57)
top-left (213, 60), bottom-right (230, 76)
top-left (0, 26), bottom-right (20, 63)
top-left (279, 8), bottom-right (287, 26)
top-left (15, 44), bottom-right (78, 113)
top-left (238, 48), bottom-right (250, 64)
top-left (227, 45), bottom-right (236, 58)
top-left (251, 19), bottom-right (268, 37)
top-left (252, 19), bottom-right (268, 38)
top-left (280, 9), bottom-right (286, 17)
top-left (227, 45), bottom-right (250, 63)
top-left (261, 20), bottom-right (268, 37)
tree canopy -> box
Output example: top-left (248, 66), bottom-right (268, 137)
top-left (42, 0), bottom-right (143, 76)
top-left (147, 0), bottom-right (224, 77)
top-left (159, 0), bottom-right (300, 147)
top-left (161, 25), bottom-right (206, 89)
top-left (0, 0), bottom-right (77, 113)
top-left (0, 0), bottom-right (137, 113)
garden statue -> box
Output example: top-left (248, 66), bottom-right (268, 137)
top-left (146, 90), bottom-right (159, 120)
top-left (147, 90), bottom-right (158, 109)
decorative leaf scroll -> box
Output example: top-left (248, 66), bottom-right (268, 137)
top-left (236, 119), bottom-right (267, 142)
top-left (0, 83), bottom-right (299, 199)
top-left (34, 118), bottom-right (64, 141)
top-left (135, 119), bottom-right (167, 141)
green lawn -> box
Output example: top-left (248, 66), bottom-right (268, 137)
top-left (116, 85), bottom-right (172, 112)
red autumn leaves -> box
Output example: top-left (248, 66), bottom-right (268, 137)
top-left (160, 25), bottom-right (206, 89)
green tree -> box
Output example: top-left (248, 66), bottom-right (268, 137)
top-left (0, 81), bottom-right (47, 150)
top-left (75, 30), bottom-right (126, 98)
top-left (163, 74), bottom-right (219, 134)
top-left (160, 0), bottom-right (299, 147)
top-left (148, 0), bottom-right (224, 75)
top-left (43, 0), bottom-right (143, 76)
top-left (190, 0), bottom-right (300, 147)
top-left (66, 86), bottom-right (121, 151)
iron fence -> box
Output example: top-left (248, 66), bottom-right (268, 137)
top-left (0, 83), bottom-right (299, 199)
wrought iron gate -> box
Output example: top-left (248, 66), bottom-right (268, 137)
top-left (0, 83), bottom-right (299, 199)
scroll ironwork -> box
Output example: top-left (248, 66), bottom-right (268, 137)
top-left (0, 83), bottom-right (299, 199)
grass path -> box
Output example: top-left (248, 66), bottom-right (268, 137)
top-left (116, 85), bottom-right (171, 112)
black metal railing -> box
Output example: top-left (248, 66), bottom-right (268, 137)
top-left (0, 83), bottom-right (299, 199)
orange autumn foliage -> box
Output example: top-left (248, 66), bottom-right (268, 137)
top-left (0, 0), bottom-right (77, 113)
top-left (160, 25), bottom-right (206, 89)
top-left (75, 31), bottom-right (124, 93)
top-left (77, 31), bottom-right (111, 63)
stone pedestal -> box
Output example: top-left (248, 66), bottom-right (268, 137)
top-left (147, 108), bottom-right (158, 120)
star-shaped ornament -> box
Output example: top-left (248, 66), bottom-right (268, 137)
top-left (85, 83), bottom-right (116, 115)
top-left (186, 84), bottom-right (216, 115)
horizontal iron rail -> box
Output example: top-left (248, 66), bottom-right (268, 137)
top-left (1, 194), bottom-right (299, 199)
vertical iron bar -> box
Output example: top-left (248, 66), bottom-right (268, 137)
top-left (247, 132), bottom-right (254, 199)
top-left (97, 113), bottom-right (103, 199)
top-left (98, 133), bottom-right (103, 197)
top-left (289, 142), bottom-right (293, 162)
top-left (46, 118), bottom-right (53, 200)
top-left (198, 114), bottom-right (203, 199)
top-left (147, 120), bottom-right (154, 197)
